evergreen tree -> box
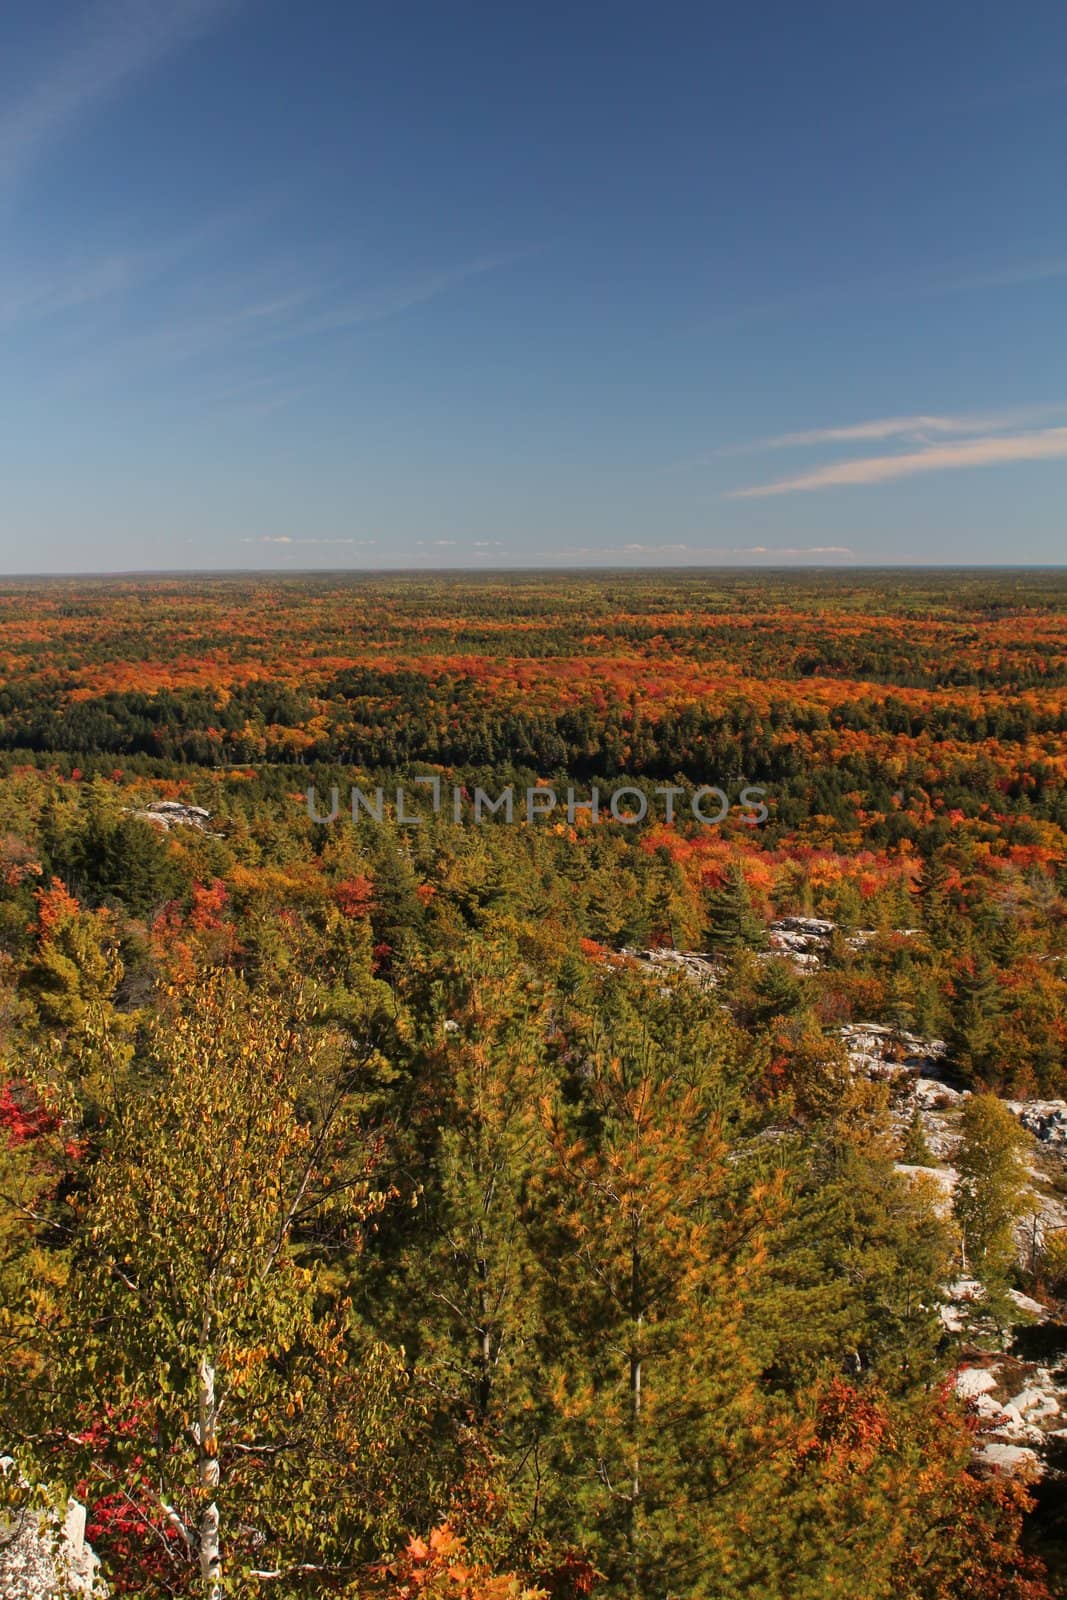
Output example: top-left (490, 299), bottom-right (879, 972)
top-left (646, 848), bottom-right (696, 950)
top-left (366, 835), bottom-right (427, 971)
top-left (949, 956), bottom-right (1005, 1084)
top-left (381, 938), bottom-right (551, 1457)
top-left (704, 861), bottom-right (765, 955)
top-left (760, 1082), bottom-right (953, 1388)
top-left (954, 1093), bottom-right (1031, 1294)
top-left (19, 878), bottom-right (123, 1030)
top-left (748, 957), bottom-right (806, 1029)
top-left (917, 851), bottom-right (954, 944)
top-left (45, 793), bottom-right (186, 915)
top-left (901, 1105), bottom-right (935, 1166)
top-left (531, 971), bottom-right (784, 1595)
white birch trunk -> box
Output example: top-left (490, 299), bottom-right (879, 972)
top-left (197, 1353), bottom-right (221, 1598)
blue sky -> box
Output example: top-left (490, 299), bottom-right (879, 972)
top-left (1, 0), bottom-right (1066, 572)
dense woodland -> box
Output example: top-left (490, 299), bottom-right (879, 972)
top-left (2, 571), bottom-right (1067, 1598)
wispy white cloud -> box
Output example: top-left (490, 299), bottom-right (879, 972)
top-left (925, 258), bottom-right (1067, 296)
top-left (0, 0), bottom-right (242, 189)
top-left (723, 405), bottom-right (1067, 455)
top-left (686, 252), bottom-right (1067, 342)
top-left (728, 427), bottom-right (1067, 498)
top-left (218, 382), bottom-right (309, 420)
top-left (0, 212), bottom-right (258, 330)
top-left (741, 545), bottom-right (855, 556)
top-left (0, 253), bottom-right (138, 324)
top-left (271, 250), bottom-right (530, 340)
top-left (240, 536), bottom-right (376, 546)
top-left (41, 244), bottom-right (524, 396)
top-left (574, 542), bottom-right (855, 558)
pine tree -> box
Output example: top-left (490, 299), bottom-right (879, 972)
top-left (954, 1093), bottom-right (1031, 1293)
top-left (647, 848), bottom-right (697, 950)
top-left (748, 958), bottom-right (806, 1029)
top-left (366, 835), bottom-right (427, 971)
top-left (901, 1105), bottom-right (935, 1167)
top-left (44, 790), bottom-right (185, 915)
top-left (382, 937), bottom-right (551, 1450)
top-left (761, 1082), bottom-right (953, 1388)
top-left (949, 957), bottom-right (1004, 1084)
top-left (917, 850), bottom-right (955, 945)
top-left (19, 878), bottom-right (124, 1030)
top-left (530, 970), bottom-right (784, 1596)
top-left (705, 861), bottom-right (765, 955)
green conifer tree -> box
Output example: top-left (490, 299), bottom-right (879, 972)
top-left (704, 861), bottom-right (765, 955)
top-left (901, 1105), bottom-right (935, 1167)
top-left (954, 1093), bottom-right (1030, 1296)
top-left (949, 957), bottom-right (1005, 1084)
top-left (530, 971), bottom-right (784, 1596)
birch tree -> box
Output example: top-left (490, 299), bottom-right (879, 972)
top-left (36, 973), bottom-right (430, 1596)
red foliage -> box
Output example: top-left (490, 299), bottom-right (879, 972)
top-left (34, 877), bottom-right (81, 937)
top-left (536, 1550), bottom-right (600, 1599)
top-left (74, 1410), bottom-right (185, 1595)
top-left (333, 874), bottom-right (376, 918)
top-left (187, 878), bottom-right (229, 930)
top-left (151, 879), bottom-right (239, 981)
top-left (800, 1378), bottom-right (891, 1470)
top-left (0, 1081), bottom-right (59, 1146)
top-left (0, 834), bottom-right (42, 887)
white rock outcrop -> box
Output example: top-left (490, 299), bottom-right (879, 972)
top-left (0, 1497), bottom-right (102, 1598)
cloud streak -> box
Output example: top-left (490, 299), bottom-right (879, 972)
top-left (0, 211), bottom-right (259, 330)
top-left (574, 543), bottom-right (855, 558)
top-left (725, 406), bottom-right (1067, 454)
top-left (44, 244), bottom-right (526, 395)
top-left (925, 257), bottom-right (1067, 296)
top-left (728, 427), bottom-right (1067, 498)
top-left (270, 250), bottom-right (531, 341)
top-left (0, 0), bottom-right (240, 189)
top-left (240, 536), bottom-right (376, 546)
top-left (686, 251), bottom-right (1067, 342)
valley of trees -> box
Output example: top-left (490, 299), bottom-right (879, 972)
top-left (2, 571), bottom-right (1067, 1597)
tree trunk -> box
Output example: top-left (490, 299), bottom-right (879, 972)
top-left (628, 1232), bottom-right (642, 1599)
top-left (197, 1353), bottom-right (221, 1598)
top-left (476, 1242), bottom-right (492, 1420)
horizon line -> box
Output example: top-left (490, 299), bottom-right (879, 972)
top-left (2, 562), bottom-right (1067, 581)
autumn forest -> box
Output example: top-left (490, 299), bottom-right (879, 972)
top-left (3, 570), bottom-right (1067, 1599)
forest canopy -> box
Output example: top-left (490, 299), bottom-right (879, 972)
top-left (2, 571), bottom-right (1066, 1598)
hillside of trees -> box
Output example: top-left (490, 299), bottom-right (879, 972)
top-left (2, 571), bottom-right (1067, 1597)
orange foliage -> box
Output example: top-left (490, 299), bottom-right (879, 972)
top-left (365, 1524), bottom-right (550, 1600)
top-left (35, 877), bottom-right (82, 936)
top-left (334, 875), bottom-right (376, 918)
top-left (150, 880), bottom-right (239, 982)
